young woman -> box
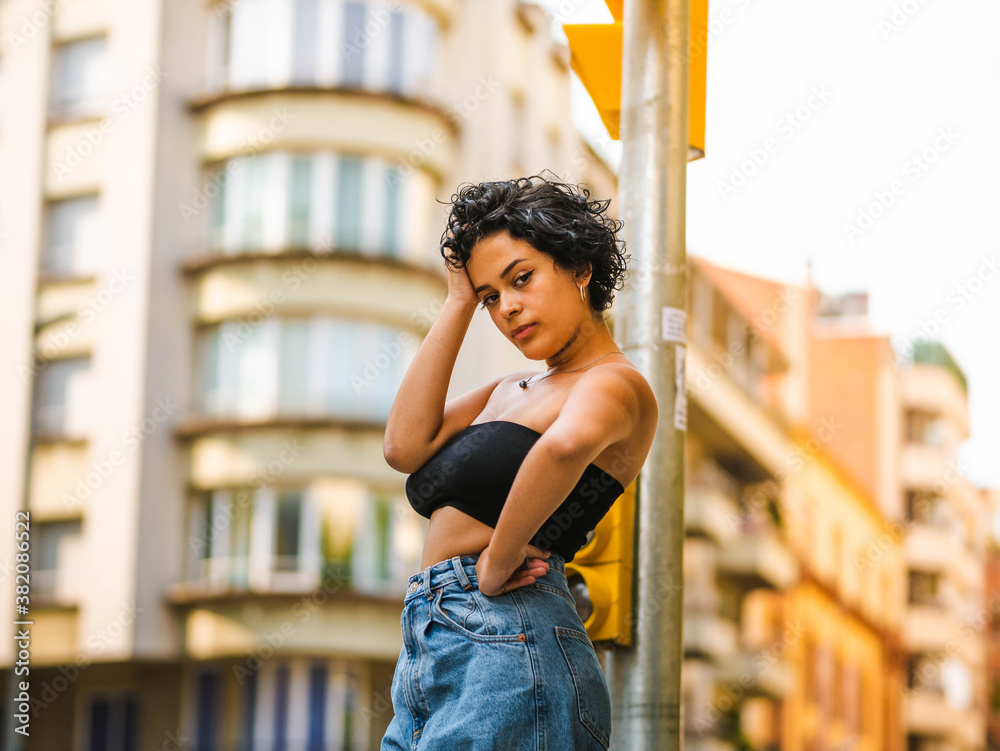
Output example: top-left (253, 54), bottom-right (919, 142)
top-left (380, 174), bottom-right (658, 750)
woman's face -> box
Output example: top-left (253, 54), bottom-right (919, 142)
top-left (465, 230), bottom-right (591, 359)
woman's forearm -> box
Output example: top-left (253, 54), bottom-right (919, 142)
top-left (384, 296), bottom-right (477, 464)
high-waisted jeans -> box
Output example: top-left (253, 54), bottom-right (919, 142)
top-left (380, 551), bottom-right (613, 750)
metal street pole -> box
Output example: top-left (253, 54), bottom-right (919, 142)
top-left (607, 0), bottom-right (689, 747)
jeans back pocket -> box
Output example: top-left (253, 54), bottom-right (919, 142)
top-left (555, 625), bottom-right (612, 748)
top-left (432, 585), bottom-right (526, 644)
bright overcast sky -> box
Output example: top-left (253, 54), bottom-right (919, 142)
top-left (535, 0), bottom-right (1000, 491)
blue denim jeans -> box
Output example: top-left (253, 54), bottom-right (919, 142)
top-left (380, 551), bottom-right (612, 750)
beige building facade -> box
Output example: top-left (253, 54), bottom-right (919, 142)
top-left (0, 1), bottom-right (613, 748)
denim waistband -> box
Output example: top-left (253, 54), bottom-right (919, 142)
top-left (404, 551), bottom-right (566, 603)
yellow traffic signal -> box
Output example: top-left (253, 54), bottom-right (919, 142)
top-left (565, 480), bottom-right (636, 645)
top-left (562, 0), bottom-right (708, 159)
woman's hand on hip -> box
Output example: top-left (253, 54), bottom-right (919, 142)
top-left (476, 542), bottom-right (552, 597)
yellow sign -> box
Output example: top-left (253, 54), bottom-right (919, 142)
top-left (563, 0), bottom-right (707, 159)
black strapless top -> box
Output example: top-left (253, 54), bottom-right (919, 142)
top-left (404, 420), bottom-right (625, 563)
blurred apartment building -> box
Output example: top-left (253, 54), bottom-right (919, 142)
top-left (1, 3), bottom-right (997, 751)
top-left (680, 262), bottom-right (996, 751)
top-left (802, 292), bottom-right (994, 751)
top-left (0, 0), bottom-right (614, 748)
top-left (681, 260), bottom-right (905, 751)
top-left (987, 538), bottom-right (1000, 751)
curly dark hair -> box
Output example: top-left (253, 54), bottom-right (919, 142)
top-left (437, 171), bottom-right (629, 314)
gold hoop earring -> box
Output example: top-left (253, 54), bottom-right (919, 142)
top-left (579, 285), bottom-right (586, 302)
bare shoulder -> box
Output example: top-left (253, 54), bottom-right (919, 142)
top-left (588, 362), bottom-right (659, 419)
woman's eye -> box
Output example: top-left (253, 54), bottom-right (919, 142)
top-left (479, 272), bottom-right (531, 309)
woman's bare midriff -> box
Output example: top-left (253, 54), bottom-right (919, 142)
top-left (420, 506), bottom-right (497, 570)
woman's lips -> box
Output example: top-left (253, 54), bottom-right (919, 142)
top-left (513, 324), bottom-right (536, 340)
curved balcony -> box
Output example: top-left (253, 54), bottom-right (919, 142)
top-left (716, 518), bottom-right (797, 592)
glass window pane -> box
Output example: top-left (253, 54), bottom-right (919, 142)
top-left (342, 3), bottom-right (366, 86)
top-left (243, 155), bottom-right (269, 248)
top-left (37, 519), bottom-right (81, 572)
top-left (292, 0), bottom-right (318, 83)
top-left (230, 489), bottom-right (253, 586)
top-left (88, 697), bottom-right (110, 751)
top-left (122, 695), bottom-right (139, 751)
top-left (273, 664), bottom-right (290, 750)
top-left (235, 319), bottom-right (276, 416)
top-left (387, 10), bottom-right (404, 92)
top-left (44, 195), bottom-right (101, 277)
top-left (274, 491), bottom-right (302, 569)
top-left (336, 156), bottom-right (363, 251)
top-left (288, 156), bottom-right (313, 248)
top-left (196, 670), bottom-right (219, 751)
top-left (32, 357), bottom-right (91, 436)
top-left (51, 37), bottom-right (109, 116)
top-left (307, 663), bottom-right (327, 751)
top-left (278, 319), bottom-right (312, 412)
top-left (199, 328), bottom-right (223, 414)
top-left (209, 166), bottom-right (229, 250)
top-left (325, 320), bottom-right (359, 415)
top-left (240, 665), bottom-right (257, 748)
top-left (383, 167), bottom-right (400, 256)
top-left (229, 0), bottom-right (271, 89)
top-left (374, 496), bottom-right (392, 582)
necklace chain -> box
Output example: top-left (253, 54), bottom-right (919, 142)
top-left (518, 351), bottom-right (625, 389)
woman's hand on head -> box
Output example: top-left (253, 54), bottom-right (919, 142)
top-left (443, 225), bottom-right (479, 308)
top-left (475, 542), bottom-right (552, 597)
top-left (444, 255), bottom-right (479, 308)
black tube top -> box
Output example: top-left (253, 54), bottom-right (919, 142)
top-left (404, 420), bottom-right (625, 563)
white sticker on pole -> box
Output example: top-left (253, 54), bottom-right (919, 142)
top-left (662, 307), bottom-right (687, 344)
top-left (674, 344), bottom-right (687, 431)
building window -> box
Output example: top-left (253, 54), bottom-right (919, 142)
top-left (207, 151), bottom-right (405, 256)
top-left (195, 669), bottom-right (220, 751)
top-left (208, 0), bottom-right (438, 97)
top-left (273, 663), bottom-right (290, 749)
top-left (905, 408), bottom-right (946, 446)
top-left (308, 662), bottom-right (328, 750)
top-left (32, 357), bottom-right (94, 438)
top-left (43, 195), bottom-right (102, 278)
top-left (197, 316), bottom-right (415, 421)
top-left (35, 518), bottom-right (83, 601)
top-left (907, 571), bottom-right (940, 607)
top-left (188, 485), bottom-right (421, 595)
top-left (224, 659), bottom-right (365, 749)
top-left (50, 37), bottom-right (110, 118)
top-left (291, 0), bottom-right (319, 83)
top-left (86, 692), bottom-right (139, 751)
